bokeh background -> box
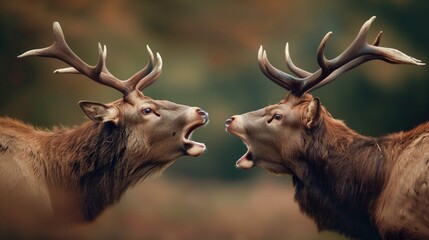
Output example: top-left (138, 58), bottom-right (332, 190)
top-left (1, 0), bottom-right (428, 239)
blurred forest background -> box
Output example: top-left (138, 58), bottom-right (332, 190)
top-left (1, 0), bottom-right (428, 239)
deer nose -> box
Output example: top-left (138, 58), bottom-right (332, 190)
top-left (196, 108), bottom-right (209, 123)
top-left (225, 117), bottom-right (235, 127)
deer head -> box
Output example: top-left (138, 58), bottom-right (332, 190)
top-left (225, 16), bottom-right (424, 174)
top-left (18, 22), bottom-right (208, 161)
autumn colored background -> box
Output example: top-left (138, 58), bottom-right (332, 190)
top-left (1, 0), bottom-right (428, 239)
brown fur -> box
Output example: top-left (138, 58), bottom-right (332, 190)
top-left (226, 93), bottom-right (429, 239)
top-left (0, 118), bottom-right (165, 224)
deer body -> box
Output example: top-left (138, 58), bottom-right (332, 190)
top-left (376, 123), bottom-right (429, 239)
top-left (0, 119), bottom-right (55, 227)
top-left (0, 22), bottom-right (208, 229)
top-left (226, 17), bottom-right (427, 239)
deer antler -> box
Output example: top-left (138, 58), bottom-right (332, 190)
top-left (258, 16), bottom-right (425, 96)
top-left (18, 22), bottom-right (162, 96)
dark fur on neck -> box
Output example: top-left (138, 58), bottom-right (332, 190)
top-left (43, 121), bottom-right (169, 221)
top-left (293, 113), bottom-right (390, 239)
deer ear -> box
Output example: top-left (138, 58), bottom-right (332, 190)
top-left (79, 101), bottom-right (119, 124)
top-left (304, 98), bottom-right (321, 129)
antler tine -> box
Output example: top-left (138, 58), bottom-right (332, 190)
top-left (373, 31), bottom-right (382, 46)
top-left (124, 45), bottom-right (156, 91)
top-left (258, 46), bottom-right (304, 92)
top-left (316, 31), bottom-right (334, 74)
top-left (288, 31), bottom-right (334, 95)
top-left (135, 52), bottom-right (163, 91)
top-left (285, 43), bottom-right (312, 77)
top-left (18, 22), bottom-right (135, 96)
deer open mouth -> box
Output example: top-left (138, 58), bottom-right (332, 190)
top-left (225, 124), bottom-right (255, 170)
top-left (183, 112), bottom-right (208, 156)
top-left (184, 123), bottom-right (204, 140)
top-left (236, 144), bottom-right (255, 169)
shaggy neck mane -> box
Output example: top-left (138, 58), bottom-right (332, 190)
top-left (293, 109), bottom-right (429, 238)
top-left (295, 110), bottom-right (393, 238)
top-left (40, 121), bottom-right (169, 221)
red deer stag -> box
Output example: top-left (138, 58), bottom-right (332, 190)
top-left (0, 22), bottom-right (208, 229)
top-left (225, 16), bottom-right (427, 239)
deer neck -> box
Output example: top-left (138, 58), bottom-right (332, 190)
top-left (40, 121), bottom-right (169, 222)
top-left (291, 115), bottom-right (393, 233)
top-left (301, 115), bottom-right (390, 199)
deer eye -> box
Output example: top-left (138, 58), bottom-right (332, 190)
top-left (268, 113), bottom-right (283, 123)
top-left (142, 108), bottom-right (152, 115)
